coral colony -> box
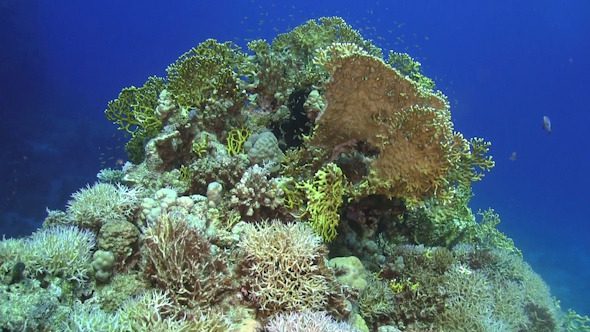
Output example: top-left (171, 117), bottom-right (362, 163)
top-left (2, 17), bottom-right (589, 331)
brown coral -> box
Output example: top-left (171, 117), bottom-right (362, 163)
top-left (312, 53), bottom-right (467, 202)
top-left (142, 212), bottom-right (232, 309)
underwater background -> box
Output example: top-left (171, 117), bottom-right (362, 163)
top-left (0, 0), bottom-right (588, 321)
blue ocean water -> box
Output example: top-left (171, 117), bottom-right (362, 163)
top-left (1, 0), bottom-right (588, 317)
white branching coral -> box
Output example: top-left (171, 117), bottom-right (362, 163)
top-left (0, 225), bottom-right (96, 283)
top-left (67, 182), bottom-right (139, 230)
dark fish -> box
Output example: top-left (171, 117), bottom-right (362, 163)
top-left (542, 116), bottom-right (552, 135)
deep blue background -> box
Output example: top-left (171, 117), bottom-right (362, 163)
top-left (1, 0), bottom-right (588, 315)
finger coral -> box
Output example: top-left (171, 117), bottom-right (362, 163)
top-left (265, 311), bottom-right (360, 332)
top-left (230, 164), bottom-right (285, 220)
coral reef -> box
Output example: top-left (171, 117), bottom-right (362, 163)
top-left (1, 16), bottom-right (584, 332)
top-left (311, 52), bottom-right (466, 203)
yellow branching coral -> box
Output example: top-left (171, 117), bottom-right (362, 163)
top-left (475, 208), bottom-right (522, 257)
top-left (105, 76), bottom-right (166, 163)
top-left (192, 133), bottom-right (209, 157)
top-left (297, 163), bottom-right (346, 242)
top-left (447, 136), bottom-right (495, 191)
top-left (226, 126), bottom-right (250, 155)
top-left (166, 39), bottom-right (249, 111)
top-left (312, 53), bottom-right (466, 202)
top-left (313, 42), bottom-right (369, 72)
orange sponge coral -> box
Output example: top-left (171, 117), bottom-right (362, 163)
top-left (312, 53), bottom-right (467, 202)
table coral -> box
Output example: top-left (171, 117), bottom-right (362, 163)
top-left (311, 53), bottom-right (471, 203)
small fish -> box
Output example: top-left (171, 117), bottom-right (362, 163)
top-left (542, 116), bottom-right (552, 135)
top-left (509, 151), bottom-right (517, 161)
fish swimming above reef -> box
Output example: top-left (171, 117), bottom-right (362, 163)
top-left (509, 151), bottom-right (517, 161)
top-left (542, 115), bottom-right (552, 135)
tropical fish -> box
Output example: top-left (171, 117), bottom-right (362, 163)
top-left (509, 151), bottom-right (517, 161)
top-left (542, 116), bottom-right (552, 135)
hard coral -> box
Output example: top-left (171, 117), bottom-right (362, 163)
top-left (166, 39), bottom-right (251, 135)
top-left (311, 53), bottom-right (466, 203)
top-left (66, 182), bottom-right (138, 231)
top-left (105, 76), bottom-right (166, 163)
top-left (238, 221), bottom-right (340, 317)
top-left (142, 211), bottom-right (232, 309)
top-left (97, 219), bottom-right (140, 267)
top-left (229, 164), bottom-right (285, 220)
top-left (297, 163), bottom-right (346, 242)
top-left (0, 226), bottom-right (96, 283)
top-left (265, 311), bottom-right (361, 332)
top-left (272, 17), bottom-right (382, 69)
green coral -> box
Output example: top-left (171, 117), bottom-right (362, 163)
top-left (191, 132), bottom-right (210, 157)
top-left (226, 126), bottom-right (250, 155)
top-left (297, 163), bottom-right (346, 242)
top-left (359, 277), bottom-right (396, 326)
top-left (0, 226), bottom-right (96, 283)
top-left (66, 183), bottom-right (138, 231)
top-left (0, 280), bottom-right (66, 331)
top-left (167, 39), bottom-right (250, 109)
top-left (97, 219), bottom-right (140, 264)
top-left (564, 309), bottom-right (590, 331)
top-left (407, 187), bottom-right (477, 247)
top-left (246, 17), bottom-right (383, 117)
top-left (166, 39), bottom-right (251, 134)
top-left (448, 136), bottom-right (495, 191)
top-left (95, 273), bottom-right (147, 312)
top-left (105, 76), bottom-right (166, 163)
top-left (92, 250), bottom-right (115, 283)
top-left (272, 16), bottom-right (382, 68)
top-left (474, 209), bottom-right (522, 257)
top-left (387, 51), bottom-right (436, 91)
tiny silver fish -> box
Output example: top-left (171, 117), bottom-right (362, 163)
top-left (542, 116), bottom-right (552, 135)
